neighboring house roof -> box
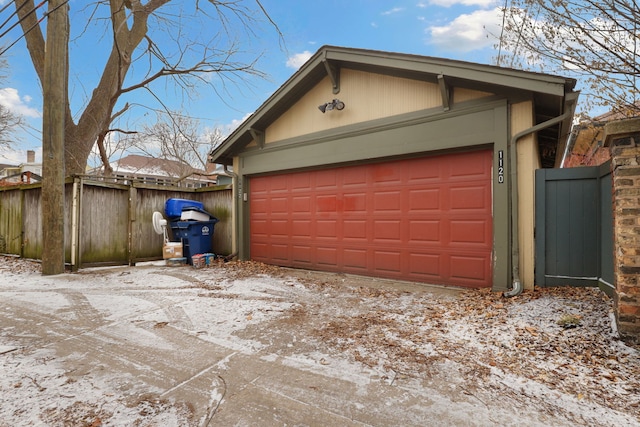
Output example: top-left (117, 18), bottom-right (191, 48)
top-left (0, 171), bottom-right (43, 186)
top-left (88, 154), bottom-right (217, 186)
top-left (110, 154), bottom-right (194, 177)
top-left (211, 45), bottom-right (577, 167)
top-left (0, 157), bottom-right (42, 185)
top-left (594, 101), bottom-right (640, 122)
top-left (96, 154), bottom-right (204, 177)
top-left (0, 163), bottom-right (15, 172)
top-left (563, 102), bottom-right (640, 167)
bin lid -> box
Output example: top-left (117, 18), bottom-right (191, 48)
top-left (180, 206), bottom-right (216, 220)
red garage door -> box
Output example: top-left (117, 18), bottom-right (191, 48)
top-left (250, 150), bottom-right (493, 287)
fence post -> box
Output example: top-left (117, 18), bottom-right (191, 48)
top-left (128, 185), bottom-right (137, 266)
top-left (70, 177), bottom-right (81, 271)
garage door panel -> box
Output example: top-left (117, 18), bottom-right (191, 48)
top-left (250, 150), bottom-right (492, 287)
top-left (371, 163), bottom-right (402, 184)
top-left (344, 193), bottom-right (367, 212)
top-left (291, 220), bottom-right (312, 238)
top-left (449, 255), bottom-right (490, 282)
top-left (343, 220), bottom-right (367, 240)
top-left (316, 195), bottom-right (338, 213)
top-left (408, 253), bottom-right (442, 277)
top-left (317, 220), bottom-right (338, 238)
top-left (374, 251), bottom-right (402, 273)
top-left (315, 168), bottom-right (338, 187)
top-left (450, 186), bottom-right (490, 210)
top-left (269, 244), bottom-right (289, 262)
top-left (450, 151), bottom-right (491, 178)
top-left (251, 219), bottom-right (269, 237)
top-left (342, 168), bottom-right (367, 186)
top-left (292, 196), bottom-right (311, 213)
top-left (251, 198), bottom-right (269, 214)
top-left (317, 247), bottom-right (338, 265)
top-left (409, 188), bottom-right (440, 210)
top-left (251, 242), bottom-right (269, 260)
top-left (266, 175), bottom-right (289, 192)
top-left (373, 219), bottom-right (401, 240)
top-left (344, 249), bottom-right (368, 270)
top-left (409, 220), bottom-right (441, 242)
top-left (408, 161), bottom-right (441, 181)
top-left (270, 197), bottom-right (289, 214)
top-left (270, 220), bottom-right (289, 237)
top-left (292, 174), bottom-right (311, 190)
top-left (292, 245), bottom-right (312, 263)
top-left (374, 191), bottom-right (402, 212)
top-left (450, 220), bottom-right (491, 245)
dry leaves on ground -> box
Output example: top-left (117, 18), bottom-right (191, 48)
top-left (301, 280), bottom-right (640, 418)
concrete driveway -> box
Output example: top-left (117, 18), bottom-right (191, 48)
top-left (0, 257), bottom-right (638, 426)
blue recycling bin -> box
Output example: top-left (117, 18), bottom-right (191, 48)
top-left (169, 219), bottom-right (219, 264)
top-left (165, 198), bottom-right (204, 220)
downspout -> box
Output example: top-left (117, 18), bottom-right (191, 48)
top-left (504, 109), bottom-right (574, 297)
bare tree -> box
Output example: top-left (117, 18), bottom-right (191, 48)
top-left (0, 57), bottom-right (24, 149)
top-left (0, 104), bottom-right (23, 149)
top-left (15, 0), bottom-right (280, 175)
top-left (497, 0), bottom-right (639, 117)
top-left (131, 111), bottom-right (216, 171)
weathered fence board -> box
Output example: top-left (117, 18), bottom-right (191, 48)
top-left (0, 177), bottom-right (233, 269)
top-left (79, 184), bottom-right (130, 265)
top-left (0, 188), bottom-right (23, 254)
top-left (22, 186), bottom-right (45, 260)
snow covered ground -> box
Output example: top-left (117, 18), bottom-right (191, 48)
top-left (0, 256), bottom-right (638, 426)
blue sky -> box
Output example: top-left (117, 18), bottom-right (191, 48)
top-left (0, 0), bottom-right (506, 165)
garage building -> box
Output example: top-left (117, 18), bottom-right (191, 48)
top-left (210, 46), bottom-right (578, 291)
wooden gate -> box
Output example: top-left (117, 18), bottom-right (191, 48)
top-left (535, 161), bottom-right (613, 293)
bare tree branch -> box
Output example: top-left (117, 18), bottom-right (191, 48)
top-left (498, 0), bottom-right (639, 116)
top-left (14, 0), bottom-right (281, 175)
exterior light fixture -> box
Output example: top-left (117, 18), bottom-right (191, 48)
top-left (318, 99), bottom-right (345, 113)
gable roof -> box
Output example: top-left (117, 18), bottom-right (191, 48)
top-left (211, 45), bottom-right (578, 166)
top-left (110, 154), bottom-right (194, 177)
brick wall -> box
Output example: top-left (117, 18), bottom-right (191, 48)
top-left (607, 118), bottom-right (640, 344)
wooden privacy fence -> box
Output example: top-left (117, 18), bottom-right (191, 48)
top-left (0, 175), bottom-right (233, 269)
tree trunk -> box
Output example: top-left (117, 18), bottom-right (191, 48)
top-left (41, 0), bottom-right (69, 275)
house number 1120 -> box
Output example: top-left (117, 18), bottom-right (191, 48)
top-left (498, 150), bottom-right (504, 183)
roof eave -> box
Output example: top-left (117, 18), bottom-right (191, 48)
top-left (209, 45), bottom-right (577, 165)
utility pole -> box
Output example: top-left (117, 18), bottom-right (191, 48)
top-left (41, 0), bottom-right (69, 275)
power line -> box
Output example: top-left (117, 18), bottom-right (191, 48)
top-left (0, 0), bottom-right (33, 33)
top-left (0, 1), bottom-right (19, 22)
top-left (0, 1), bottom-right (68, 57)
top-left (0, 1), bottom-right (47, 41)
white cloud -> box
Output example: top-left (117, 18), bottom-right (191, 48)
top-left (428, 0), bottom-right (498, 7)
top-left (0, 88), bottom-right (41, 118)
top-left (382, 7), bottom-right (405, 15)
top-left (428, 8), bottom-right (502, 52)
top-left (222, 113), bottom-right (252, 137)
top-left (286, 51), bottom-right (313, 69)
